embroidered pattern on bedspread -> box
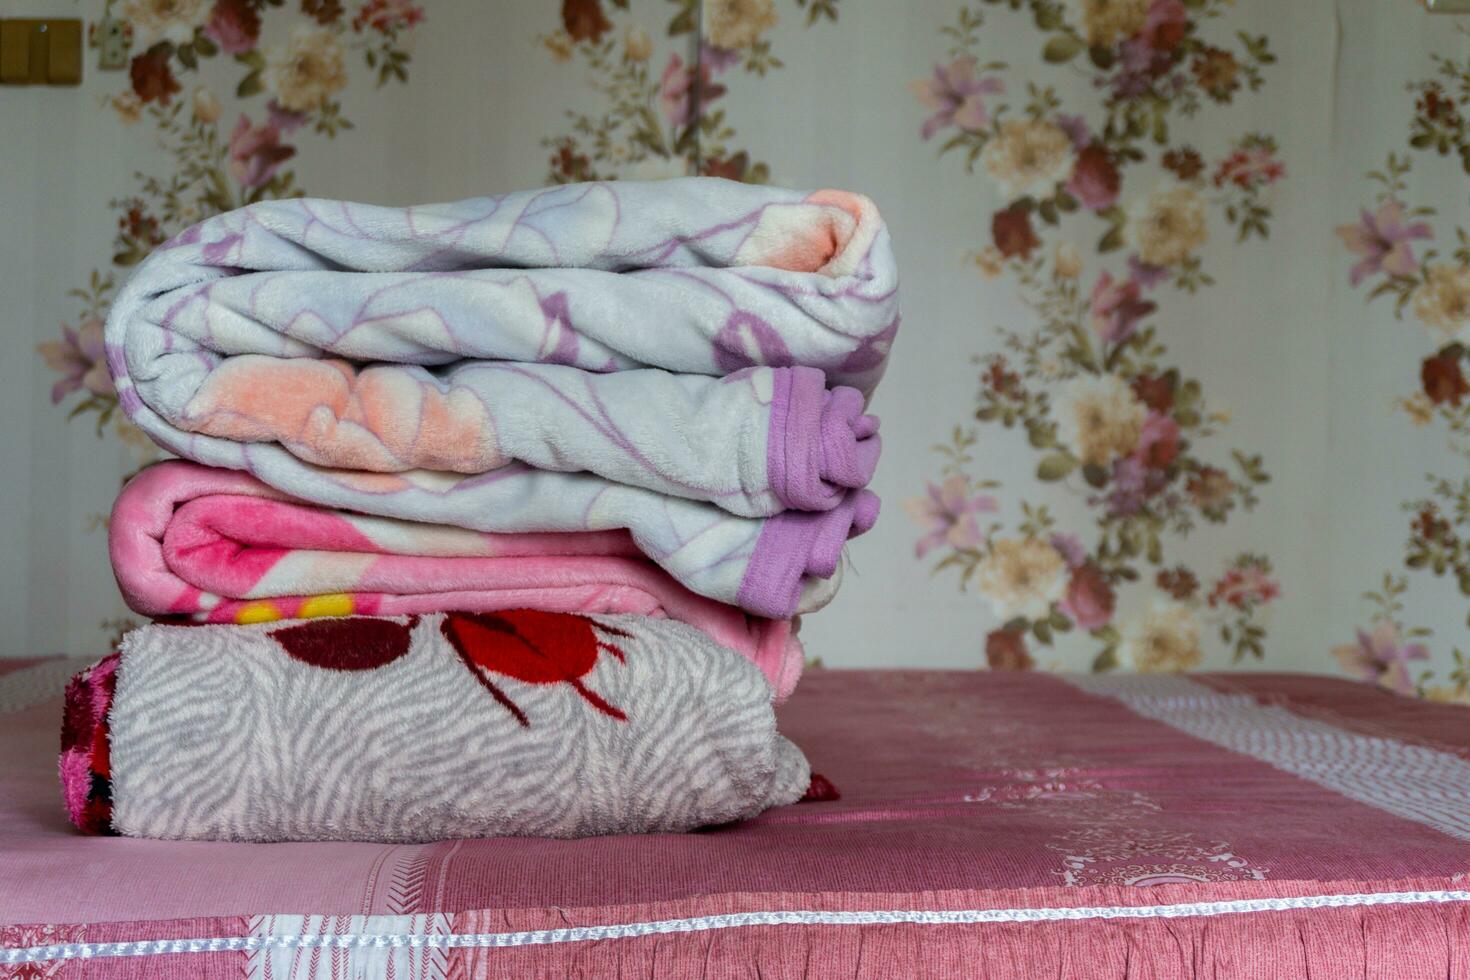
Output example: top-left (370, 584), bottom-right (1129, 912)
top-left (1064, 673), bottom-right (1470, 840)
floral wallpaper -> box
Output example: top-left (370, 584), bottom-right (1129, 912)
top-left (905, 0), bottom-right (1283, 674)
top-left (40, 0), bottom-right (424, 451)
top-left (1333, 51), bottom-right (1470, 704)
top-left (538, 0), bottom-right (838, 184)
top-left (35, 0), bottom-right (424, 646)
top-left (23, 1), bottom-right (1470, 690)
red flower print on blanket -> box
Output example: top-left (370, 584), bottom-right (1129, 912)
top-left (270, 616), bottom-right (418, 671)
top-left (440, 610), bottom-right (630, 727)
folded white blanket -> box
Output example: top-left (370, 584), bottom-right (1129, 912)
top-left (103, 179), bottom-right (897, 617)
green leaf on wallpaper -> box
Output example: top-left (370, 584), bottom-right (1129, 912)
top-left (1088, 45), bottom-right (1115, 70)
top-left (667, 0), bottom-right (697, 37)
top-left (237, 70), bottom-right (263, 98)
top-left (176, 43), bottom-right (197, 70)
top-left (193, 32), bottom-right (216, 57)
top-left (1097, 224), bottom-right (1123, 253)
top-left (235, 49), bottom-right (265, 70)
top-left (1151, 112), bottom-right (1169, 145)
top-left (1032, 619), bottom-right (1053, 645)
top-left (1042, 34), bottom-right (1084, 63)
top-left (1082, 463), bottom-right (1108, 489)
top-left (1092, 647), bottom-right (1118, 672)
top-left (1036, 453), bottom-right (1075, 481)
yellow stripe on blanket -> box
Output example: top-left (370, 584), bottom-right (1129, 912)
top-left (299, 594), bottom-right (354, 619)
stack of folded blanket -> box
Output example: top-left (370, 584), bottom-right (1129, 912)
top-left (60, 178), bottom-right (897, 842)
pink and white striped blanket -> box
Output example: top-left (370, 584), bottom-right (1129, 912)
top-left (110, 461), bottom-right (808, 700)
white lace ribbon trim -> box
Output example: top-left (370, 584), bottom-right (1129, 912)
top-left (6, 889), bottom-right (1470, 965)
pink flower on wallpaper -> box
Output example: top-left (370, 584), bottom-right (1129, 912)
top-left (353, 0), bottom-right (425, 34)
top-left (1208, 565), bottom-right (1280, 610)
top-left (910, 57), bottom-right (1004, 140)
top-left (1055, 113), bottom-right (1091, 149)
top-left (227, 115), bottom-right (296, 190)
top-left (1127, 254), bottom-right (1170, 290)
top-left (1213, 145), bottom-right (1285, 189)
top-left (1332, 622), bottom-right (1428, 696)
top-left (906, 475), bottom-right (997, 558)
top-left (1132, 411), bottom-right (1181, 469)
top-left (38, 317), bottom-right (112, 404)
top-left (659, 53), bottom-right (725, 127)
top-left (1138, 0), bottom-right (1188, 53)
top-left (1101, 456), bottom-right (1169, 518)
top-left (205, 0), bottom-right (260, 54)
top-left (1049, 532), bottom-right (1088, 569)
top-left (266, 99), bottom-right (309, 135)
top-left (1336, 201), bottom-right (1432, 287)
top-left (1090, 270), bottom-right (1157, 344)
top-left (1060, 562), bottom-right (1115, 630)
top-left (1068, 145), bottom-right (1121, 211)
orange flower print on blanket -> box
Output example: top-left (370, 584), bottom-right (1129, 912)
top-left (183, 357), bottom-right (505, 474)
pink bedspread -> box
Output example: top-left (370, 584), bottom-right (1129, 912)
top-left (3, 662), bottom-right (1470, 977)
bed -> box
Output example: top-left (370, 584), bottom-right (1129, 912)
top-left (2, 658), bottom-right (1468, 978)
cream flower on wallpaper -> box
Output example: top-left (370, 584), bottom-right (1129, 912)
top-left (976, 537), bottom-right (1069, 621)
top-left (121, 0), bottom-right (210, 48)
top-left (624, 25), bottom-right (653, 61)
top-left (543, 29), bottom-right (575, 63)
top-left (1399, 392), bottom-right (1434, 426)
top-left (1051, 373), bottom-right (1145, 468)
top-left (704, 0), bottom-right (778, 51)
top-left (191, 86), bottom-right (220, 124)
top-left (1412, 263), bottom-right (1470, 342)
top-left (980, 119), bottom-right (1076, 202)
top-left (969, 245), bottom-right (1006, 279)
top-left (1075, 0), bottom-right (1150, 47)
top-left (265, 26), bottom-right (349, 113)
top-left (1127, 183), bottom-right (1209, 267)
top-left (1117, 599), bottom-right (1203, 672)
top-left (1054, 241), bottom-right (1083, 279)
top-left (110, 93), bottom-right (143, 125)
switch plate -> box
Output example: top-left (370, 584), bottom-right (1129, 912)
top-left (0, 19), bottom-right (83, 85)
top-left (90, 15), bottom-right (130, 71)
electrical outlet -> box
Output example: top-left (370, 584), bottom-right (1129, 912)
top-left (89, 15), bottom-right (130, 70)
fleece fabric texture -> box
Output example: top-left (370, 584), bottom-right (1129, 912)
top-left (103, 178), bottom-right (897, 619)
top-left (109, 460), bottom-right (812, 700)
top-left (82, 612), bottom-right (810, 842)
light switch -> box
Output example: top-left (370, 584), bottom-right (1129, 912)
top-left (0, 19), bottom-right (84, 85)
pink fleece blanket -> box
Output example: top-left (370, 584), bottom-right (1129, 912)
top-left (109, 461), bottom-right (804, 700)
